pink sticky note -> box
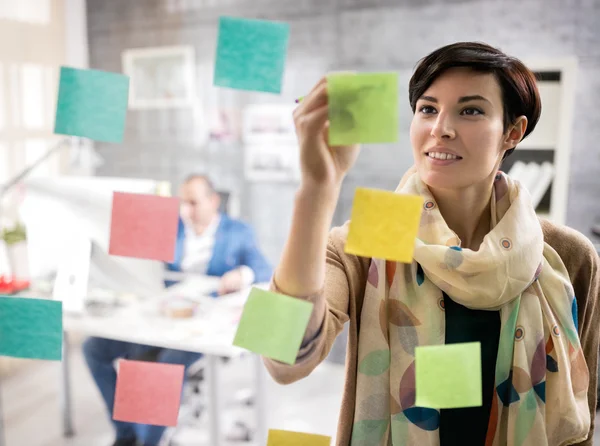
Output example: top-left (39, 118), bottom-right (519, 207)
top-left (113, 359), bottom-right (185, 426)
top-left (109, 192), bottom-right (179, 262)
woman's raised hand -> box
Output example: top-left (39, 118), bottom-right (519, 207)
top-left (293, 77), bottom-right (360, 190)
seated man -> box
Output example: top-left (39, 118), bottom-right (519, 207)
top-left (83, 174), bottom-right (272, 446)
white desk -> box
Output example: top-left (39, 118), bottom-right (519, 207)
top-left (28, 280), bottom-right (269, 446)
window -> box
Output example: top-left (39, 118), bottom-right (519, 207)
top-left (0, 0), bottom-right (51, 25)
top-left (0, 143), bottom-right (9, 184)
top-left (24, 139), bottom-right (57, 178)
top-left (0, 64), bottom-right (4, 132)
top-left (8, 64), bottom-right (21, 128)
top-left (21, 64), bottom-right (45, 129)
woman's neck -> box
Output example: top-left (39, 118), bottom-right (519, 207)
top-left (431, 180), bottom-right (494, 251)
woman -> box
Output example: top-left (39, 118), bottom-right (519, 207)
top-left (263, 42), bottom-right (600, 446)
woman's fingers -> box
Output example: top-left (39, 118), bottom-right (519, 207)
top-left (306, 76), bottom-right (327, 97)
top-left (295, 82), bottom-right (327, 117)
top-left (296, 104), bottom-right (329, 138)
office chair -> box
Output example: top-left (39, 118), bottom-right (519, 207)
top-left (592, 220), bottom-right (600, 238)
top-left (217, 191), bottom-right (230, 216)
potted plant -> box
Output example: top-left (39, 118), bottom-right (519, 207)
top-left (1, 222), bottom-right (30, 292)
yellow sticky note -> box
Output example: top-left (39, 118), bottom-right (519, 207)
top-left (345, 188), bottom-right (423, 263)
top-left (415, 342), bottom-right (482, 409)
top-left (267, 429), bottom-right (331, 446)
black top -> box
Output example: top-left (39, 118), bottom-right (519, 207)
top-left (439, 293), bottom-right (501, 446)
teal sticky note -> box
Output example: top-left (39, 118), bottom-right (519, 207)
top-left (54, 66), bottom-right (130, 143)
top-left (0, 297), bottom-right (62, 360)
top-left (214, 16), bottom-right (290, 94)
top-left (328, 72), bottom-right (398, 145)
top-left (415, 342), bottom-right (482, 409)
top-left (233, 287), bottom-right (313, 365)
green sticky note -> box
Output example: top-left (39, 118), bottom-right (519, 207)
top-left (328, 72), bottom-right (398, 145)
top-left (415, 342), bottom-right (482, 409)
top-left (0, 297), bottom-right (62, 361)
top-left (214, 16), bottom-right (290, 94)
top-left (54, 66), bottom-right (130, 143)
top-left (233, 287), bottom-right (313, 365)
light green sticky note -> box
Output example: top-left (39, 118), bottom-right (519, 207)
top-left (54, 66), bottom-right (130, 143)
top-left (328, 72), bottom-right (398, 145)
top-left (415, 342), bottom-right (482, 409)
top-left (214, 16), bottom-right (290, 94)
top-left (233, 287), bottom-right (313, 365)
top-left (0, 297), bottom-right (62, 361)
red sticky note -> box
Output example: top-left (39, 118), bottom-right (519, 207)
top-left (109, 192), bottom-right (179, 262)
top-left (113, 359), bottom-right (185, 426)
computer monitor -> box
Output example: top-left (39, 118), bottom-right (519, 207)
top-left (19, 176), bottom-right (171, 297)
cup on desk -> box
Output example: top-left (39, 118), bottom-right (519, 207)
top-left (162, 299), bottom-right (196, 319)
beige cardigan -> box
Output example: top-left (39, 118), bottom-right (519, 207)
top-left (263, 219), bottom-right (600, 446)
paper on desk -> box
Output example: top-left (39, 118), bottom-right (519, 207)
top-left (214, 16), bottom-right (290, 93)
top-left (415, 342), bottom-right (482, 409)
top-left (233, 287), bottom-right (313, 365)
top-left (328, 72), bottom-right (398, 145)
top-left (0, 297), bottom-right (62, 360)
top-left (54, 66), bottom-right (129, 143)
top-left (108, 192), bottom-right (180, 262)
top-left (53, 235), bottom-right (91, 314)
top-left (113, 359), bottom-right (185, 426)
top-left (267, 429), bottom-right (331, 446)
top-left (345, 188), bottom-right (423, 263)
top-left (162, 274), bottom-right (221, 299)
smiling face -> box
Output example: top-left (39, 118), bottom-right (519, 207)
top-left (410, 67), bottom-right (522, 191)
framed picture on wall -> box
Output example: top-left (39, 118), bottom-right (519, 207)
top-left (244, 143), bottom-right (300, 182)
top-left (242, 104), bottom-right (297, 145)
top-left (242, 104), bottom-right (300, 182)
top-left (122, 46), bottom-right (196, 109)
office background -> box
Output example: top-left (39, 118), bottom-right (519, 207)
top-left (85, 0), bottom-right (600, 266)
top-left (0, 0), bottom-right (599, 445)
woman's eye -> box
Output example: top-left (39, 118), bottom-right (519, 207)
top-left (461, 107), bottom-right (484, 116)
top-left (419, 105), bottom-right (437, 114)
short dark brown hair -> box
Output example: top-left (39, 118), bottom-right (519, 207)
top-left (408, 42), bottom-right (542, 160)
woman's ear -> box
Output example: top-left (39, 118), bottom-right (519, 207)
top-left (504, 115), bottom-right (528, 149)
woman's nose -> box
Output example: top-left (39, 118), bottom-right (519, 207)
top-left (430, 113), bottom-right (456, 140)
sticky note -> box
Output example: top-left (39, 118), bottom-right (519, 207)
top-left (328, 72), bottom-right (398, 145)
top-left (54, 66), bottom-right (129, 143)
top-left (233, 287), bottom-right (313, 365)
top-left (214, 16), bottom-right (290, 93)
top-left (0, 297), bottom-right (62, 360)
top-left (345, 188), bottom-right (423, 263)
top-left (415, 342), bottom-right (482, 409)
top-left (267, 429), bottom-right (331, 446)
top-left (108, 192), bottom-right (179, 262)
top-left (113, 359), bottom-right (184, 426)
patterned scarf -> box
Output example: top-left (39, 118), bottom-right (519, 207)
top-left (350, 171), bottom-right (590, 446)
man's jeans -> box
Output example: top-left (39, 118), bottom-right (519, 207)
top-left (83, 337), bottom-right (202, 446)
